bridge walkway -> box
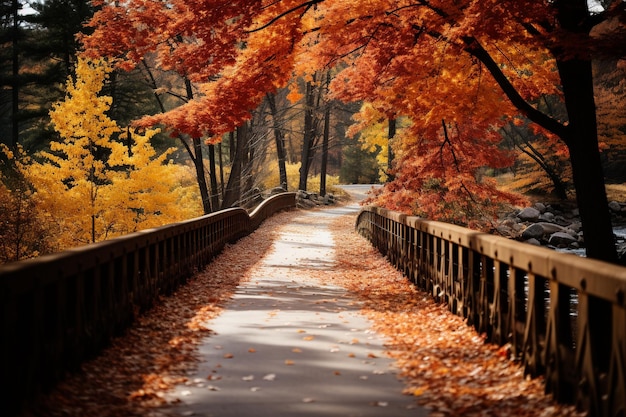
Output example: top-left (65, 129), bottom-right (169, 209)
top-left (161, 202), bottom-right (425, 416)
top-left (19, 189), bottom-right (579, 417)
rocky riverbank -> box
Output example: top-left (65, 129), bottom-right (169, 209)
top-left (495, 200), bottom-right (626, 257)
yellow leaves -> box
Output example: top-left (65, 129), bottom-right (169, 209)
top-left (7, 55), bottom-right (203, 252)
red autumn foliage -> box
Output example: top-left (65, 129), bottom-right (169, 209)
top-left (83, 1), bottom-right (626, 258)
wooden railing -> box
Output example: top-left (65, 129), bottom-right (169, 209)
top-left (0, 192), bottom-right (296, 416)
top-left (356, 206), bottom-right (626, 417)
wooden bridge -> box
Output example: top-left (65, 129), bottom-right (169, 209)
top-left (1, 192), bottom-right (625, 416)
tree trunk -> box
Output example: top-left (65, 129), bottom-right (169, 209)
top-left (266, 93), bottom-right (288, 190)
top-left (228, 130), bottom-right (235, 162)
top-left (218, 142), bottom-right (225, 197)
top-left (299, 80), bottom-right (317, 191)
top-left (222, 123), bottom-right (248, 208)
top-left (320, 99), bottom-right (330, 197)
top-left (11, 0), bottom-right (20, 147)
top-left (208, 144), bottom-right (219, 211)
top-left (387, 118), bottom-right (396, 183)
top-left (193, 136), bottom-right (212, 214)
top-left (553, 0), bottom-right (616, 263)
top-left (181, 77), bottom-right (212, 214)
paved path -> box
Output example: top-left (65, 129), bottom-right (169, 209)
top-left (164, 199), bottom-right (427, 416)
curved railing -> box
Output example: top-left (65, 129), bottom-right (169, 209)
top-left (1, 192), bottom-right (296, 415)
top-left (356, 205), bottom-right (626, 417)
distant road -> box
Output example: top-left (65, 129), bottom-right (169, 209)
top-left (335, 184), bottom-right (382, 203)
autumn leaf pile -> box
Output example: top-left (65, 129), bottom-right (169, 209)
top-left (327, 210), bottom-right (584, 417)
top-left (20, 207), bottom-right (584, 416)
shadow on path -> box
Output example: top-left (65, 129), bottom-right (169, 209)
top-left (164, 202), bottom-right (426, 417)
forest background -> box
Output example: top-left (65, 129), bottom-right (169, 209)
top-left (0, 0), bottom-right (625, 265)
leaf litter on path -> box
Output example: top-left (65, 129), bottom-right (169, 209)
top-left (327, 208), bottom-right (585, 417)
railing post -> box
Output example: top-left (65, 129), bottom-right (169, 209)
top-left (606, 304), bottom-right (626, 416)
top-left (477, 255), bottom-right (493, 338)
top-left (522, 272), bottom-right (547, 378)
top-left (574, 294), bottom-right (610, 415)
top-left (489, 260), bottom-right (509, 346)
top-left (544, 280), bottom-right (576, 403)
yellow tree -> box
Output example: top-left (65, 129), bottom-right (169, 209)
top-left (109, 128), bottom-right (201, 235)
top-left (40, 56), bottom-right (121, 245)
top-left (17, 56), bottom-right (201, 250)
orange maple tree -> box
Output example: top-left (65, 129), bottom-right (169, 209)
top-left (83, 0), bottom-right (626, 262)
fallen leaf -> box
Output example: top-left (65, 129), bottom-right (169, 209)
top-left (223, 353), bottom-right (234, 359)
top-left (292, 348), bottom-right (303, 353)
top-left (285, 359), bottom-right (295, 366)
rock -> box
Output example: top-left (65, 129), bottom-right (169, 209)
top-left (517, 207), bottom-right (541, 222)
top-left (553, 215), bottom-right (571, 226)
top-left (534, 202), bottom-right (546, 213)
top-left (549, 232), bottom-right (578, 246)
top-left (521, 224), bottom-right (545, 240)
top-left (297, 198), bottom-right (316, 209)
top-left (524, 238), bottom-right (542, 246)
top-left (539, 212), bottom-right (555, 222)
top-left (568, 221), bottom-right (582, 233)
top-left (537, 222), bottom-right (566, 234)
top-left (296, 190), bottom-right (338, 209)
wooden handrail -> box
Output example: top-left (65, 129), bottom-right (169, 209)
top-left (356, 205), bottom-right (626, 416)
top-left (0, 192), bottom-right (296, 416)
